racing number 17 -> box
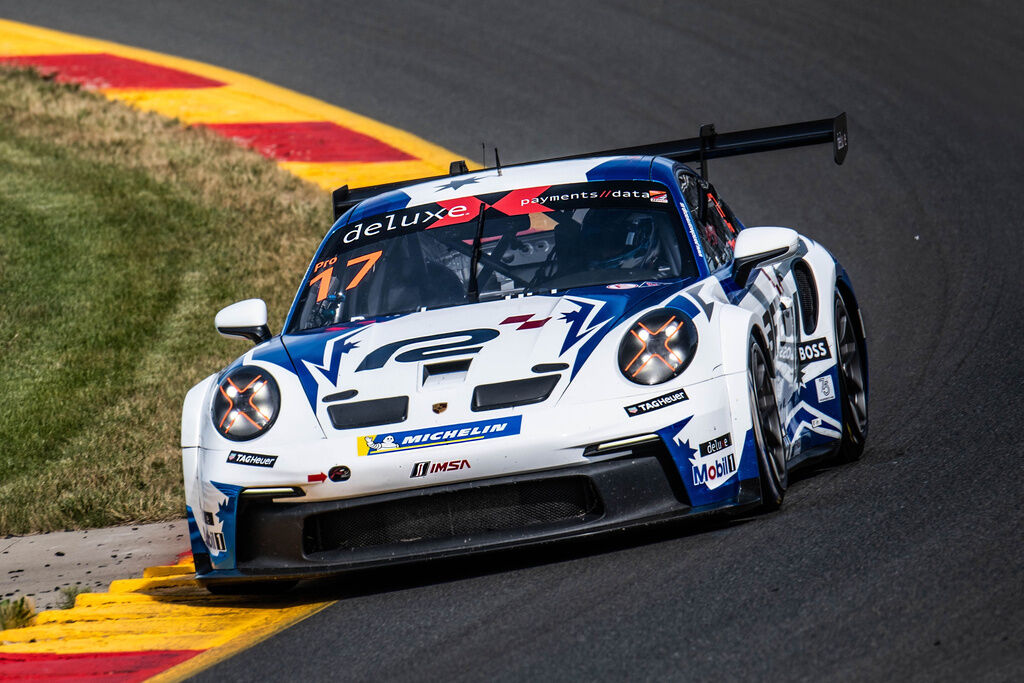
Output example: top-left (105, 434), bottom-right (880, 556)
top-left (308, 250), bottom-right (383, 302)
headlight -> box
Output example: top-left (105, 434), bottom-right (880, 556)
top-left (211, 366), bottom-right (281, 441)
top-left (617, 308), bottom-right (698, 385)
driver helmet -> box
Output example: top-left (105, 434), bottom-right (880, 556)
top-left (582, 209), bottom-right (657, 270)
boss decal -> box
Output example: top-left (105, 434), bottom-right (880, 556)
top-left (355, 329), bottom-right (499, 371)
top-left (359, 416), bottom-right (522, 456)
top-left (226, 452), bottom-right (278, 468)
top-left (624, 389), bottom-right (689, 417)
top-left (797, 337), bottom-right (832, 363)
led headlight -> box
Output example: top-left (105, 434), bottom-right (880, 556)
top-left (618, 308), bottom-right (698, 385)
top-left (211, 366), bottom-right (281, 441)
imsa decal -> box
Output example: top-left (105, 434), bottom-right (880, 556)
top-left (358, 416), bottom-right (522, 456)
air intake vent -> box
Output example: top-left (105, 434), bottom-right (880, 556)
top-left (302, 476), bottom-right (602, 554)
top-left (471, 375), bottom-right (560, 411)
top-left (792, 260), bottom-right (818, 334)
top-left (328, 396), bottom-right (408, 430)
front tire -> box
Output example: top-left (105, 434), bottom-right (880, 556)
top-left (748, 338), bottom-right (788, 510)
top-left (833, 291), bottom-right (868, 462)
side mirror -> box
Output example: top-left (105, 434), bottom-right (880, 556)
top-left (731, 227), bottom-right (800, 288)
top-left (215, 299), bottom-right (272, 344)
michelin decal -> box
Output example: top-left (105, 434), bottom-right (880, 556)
top-left (359, 416), bottom-right (522, 455)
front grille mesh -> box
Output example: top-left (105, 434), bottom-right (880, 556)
top-left (303, 477), bottom-right (601, 555)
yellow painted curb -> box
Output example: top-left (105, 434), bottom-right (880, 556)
top-left (0, 18), bottom-right (475, 190)
top-left (0, 554), bottom-right (330, 665)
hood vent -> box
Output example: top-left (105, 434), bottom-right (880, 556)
top-left (328, 396), bottom-right (408, 430)
top-left (422, 359), bottom-right (471, 388)
top-left (472, 375), bottom-right (561, 412)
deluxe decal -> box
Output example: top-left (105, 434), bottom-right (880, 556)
top-left (797, 337), bottom-right (832, 364)
top-left (226, 452), bottom-right (278, 468)
top-left (358, 416), bottom-right (522, 456)
top-left (624, 389), bottom-right (689, 417)
top-left (699, 433), bottom-right (733, 456)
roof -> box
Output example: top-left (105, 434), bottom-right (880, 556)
top-left (342, 155), bottom-right (661, 224)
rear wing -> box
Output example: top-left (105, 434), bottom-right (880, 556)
top-left (333, 113), bottom-right (848, 220)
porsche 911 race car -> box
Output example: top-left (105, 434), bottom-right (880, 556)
top-left (181, 114), bottom-right (868, 590)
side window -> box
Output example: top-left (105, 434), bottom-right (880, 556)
top-left (706, 190), bottom-right (738, 258)
top-left (677, 173), bottom-right (735, 271)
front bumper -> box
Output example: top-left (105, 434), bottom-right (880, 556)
top-left (195, 445), bottom-right (760, 582)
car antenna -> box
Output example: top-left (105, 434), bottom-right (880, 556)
top-left (495, 147), bottom-right (502, 175)
top-left (481, 141), bottom-right (486, 168)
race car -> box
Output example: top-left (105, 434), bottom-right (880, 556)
top-left (181, 114), bottom-right (868, 591)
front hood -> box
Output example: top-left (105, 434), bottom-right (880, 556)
top-left (280, 282), bottom-right (681, 434)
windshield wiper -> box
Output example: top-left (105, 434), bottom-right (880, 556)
top-left (466, 205), bottom-right (486, 302)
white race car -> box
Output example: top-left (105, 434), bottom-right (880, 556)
top-left (181, 115), bottom-right (867, 591)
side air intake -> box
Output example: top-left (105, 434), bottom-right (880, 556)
top-left (792, 260), bottom-right (818, 335)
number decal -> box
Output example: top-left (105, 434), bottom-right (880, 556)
top-left (307, 250), bottom-right (382, 302)
top-left (308, 268), bottom-right (333, 303)
top-left (345, 250), bottom-right (383, 290)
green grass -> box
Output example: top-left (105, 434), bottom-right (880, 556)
top-left (55, 584), bottom-right (92, 610)
top-left (0, 597), bottom-right (35, 630)
top-left (0, 68), bottom-right (329, 534)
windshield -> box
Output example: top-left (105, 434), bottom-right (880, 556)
top-left (288, 180), bottom-right (698, 332)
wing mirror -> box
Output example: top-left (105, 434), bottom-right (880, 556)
top-left (731, 227), bottom-right (800, 288)
top-left (215, 299), bottom-right (272, 344)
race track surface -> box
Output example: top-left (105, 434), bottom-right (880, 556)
top-left (1, 1), bottom-right (1020, 680)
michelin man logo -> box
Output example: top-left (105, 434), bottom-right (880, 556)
top-left (364, 434), bottom-right (398, 451)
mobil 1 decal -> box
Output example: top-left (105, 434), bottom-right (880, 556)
top-left (797, 337), bottom-right (832, 364)
top-left (690, 432), bottom-right (737, 490)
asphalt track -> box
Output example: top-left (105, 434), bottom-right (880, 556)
top-left (1, 1), bottom-right (1021, 680)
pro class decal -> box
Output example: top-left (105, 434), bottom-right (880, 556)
top-left (358, 416), bottom-right (522, 455)
top-left (624, 389), bottom-right (688, 417)
top-left (798, 337), bottom-right (832, 363)
top-left (226, 452), bottom-right (278, 468)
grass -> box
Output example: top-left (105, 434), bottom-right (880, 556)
top-left (0, 67), bottom-right (329, 534)
top-left (0, 597), bottom-right (35, 630)
top-left (55, 584), bottom-right (91, 610)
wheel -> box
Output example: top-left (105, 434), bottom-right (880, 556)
top-left (204, 580), bottom-right (298, 595)
top-left (748, 338), bottom-right (788, 510)
top-left (833, 292), bottom-right (868, 461)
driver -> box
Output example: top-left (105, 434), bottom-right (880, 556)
top-left (581, 210), bottom-right (659, 270)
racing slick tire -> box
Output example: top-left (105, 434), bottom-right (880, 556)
top-left (833, 290), bottom-right (868, 462)
top-left (204, 580), bottom-right (298, 596)
top-left (749, 337), bottom-right (788, 510)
